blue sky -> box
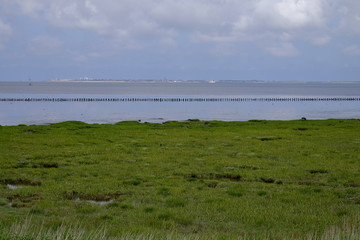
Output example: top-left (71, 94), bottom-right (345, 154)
top-left (0, 0), bottom-right (359, 81)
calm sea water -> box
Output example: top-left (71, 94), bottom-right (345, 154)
top-left (1, 81), bottom-right (359, 125)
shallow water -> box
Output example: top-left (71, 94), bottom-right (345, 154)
top-left (1, 81), bottom-right (359, 125)
top-left (75, 198), bottom-right (114, 205)
top-left (7, 184), bottom-right (24, 190)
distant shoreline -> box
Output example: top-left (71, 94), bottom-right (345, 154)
top-left (49, 79), bottom-right (257, 84)
top-left (0, 79), bottom-right (355, 84)
top-left (1, 79), bottom-right (359, 84)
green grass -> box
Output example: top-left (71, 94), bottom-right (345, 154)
top-left (0, 119), bottom-right (359, 239)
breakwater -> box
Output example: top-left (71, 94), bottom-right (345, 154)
top-left (1, 97), bottom-right (360, 102)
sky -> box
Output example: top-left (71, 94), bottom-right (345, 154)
top-left (0, 0), bottom-right (359, 82)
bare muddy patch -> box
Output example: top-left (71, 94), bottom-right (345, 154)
top-left (7, 193), bottom-right (40, 208)
top-left (0, 179), bottom-right (41, 187)
top-left (76, 198), bottom-right (115, 205)
top-left (224, 166), bottom-right (237, 170)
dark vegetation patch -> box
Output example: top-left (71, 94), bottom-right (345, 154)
top-left (7, 194), bottom-right (40, 203)
top-left (227, 186), bottom-right (245, 197)
top-left (186, 174), bottom-right (285, 185)
top-left (165, 198), bottom-right (187, 208)
top-left (207, 181), bottom-right (219, 188)
top-left (157, 212), bottom-right (172, 221)
top-left (40, 163), bottom-right (59, 168)
top-left (227, 189), bottom-right (244, 197)
top-left (260, 178), bottom-right (283, 184)
top-left (123, 178), bottom-right (144, 186)
top-left (294, 128), bottom-right (309, 131)
top-left (162, 121), bottom-right (178, 125)
top-left (50, 121), bottom-right (87, 127)
top-left (144, 206), bottom-right (155, 213)
top-left (14, 161), bottom-right (59, 169)
top-left (23, 129), bottom-right (37, 134)
top-left (334, 190), bottom-right (360, 204)
top-left (116, 121), bottom-right (142, 125)
top-left (119, 203), bottom-right (134, 210)
top-left (203, 121), bottom-right (212, 126)
top-left (162, 119), bottom-right (219, 128)
top-left (187, 119), bottom-right (200, 122)
top-left (0, 179), bottom-right (41, 186)
top-left (50, 121), bottom-right (100, 130)
top-left (0, 198), bottom-right (8, 206)
top-left (9, 202), bottom-right (28, 208)
top-left (248, 120), bottom-right (267, 123)
top-left (78, 160), bottom-right (98, 165)
top-left (309, 169), bottom-right (328, 174)
top-left (63, 191), bottom-right (123, 202)
top-left (258, 155), bottom-right (280, 161)
top-left (186, 173), bottom-right (242, 182)
top-left (298, 187), bottom-right (322, 195)
top-left (336, 209), bottom-right (349, 217)
top-left (298, 181), bottom-right (326, 187)
top-left (7, 194), bottom-right (40, 208)
top-left (257, 136), bottom-right (283, 141)
top-left (157, 188), bottom-right (171, 197)
top-left (343, 182), bottom-right (360, 188)
top-left (156, 212), bottom-right (194, 227)
top-left (210, 173), bottom-right (242, 181)
top-left (260, 177), bottom-right (275, 183)
top-left (239, 165), bottom-right (259, 170)
top-left (257, 191), bottom-right (268, 196)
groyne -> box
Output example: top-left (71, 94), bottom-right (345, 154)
top-left (1, 97), bottom-right (360, 102)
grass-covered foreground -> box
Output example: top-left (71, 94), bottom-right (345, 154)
top-left (0, 119), bottom-right (359, 239)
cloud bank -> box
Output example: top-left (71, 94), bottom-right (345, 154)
top-left (0, 19), bottom-right (12, 49)
top-left (0, 0), bottom-right (359, 81)
top-left (2, 0), bottom-right (358, 53)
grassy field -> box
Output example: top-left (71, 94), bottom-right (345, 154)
top-left (0, 119), bottom-right (359, 239)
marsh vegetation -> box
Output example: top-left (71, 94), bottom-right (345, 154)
top-left (0, 119), bottom-right (359, 239)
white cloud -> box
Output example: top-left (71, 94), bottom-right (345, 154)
top-left (191, 33), bottom-right (238, 43)
top-left (18, 0), bottom-right (44, 17)
top-left (342, 45), bottom-right (360, 56)
top-left (28, 35), bottom-right (63, 55)
top-left (310, 35), bottom-right (330, 45)
top-left (0, 0), bottom-right (46, 17)
top-left (254, 0), bottom-right (326, 29)
top-left (335, 0), bottom-right (360, 35)
top-left (266, 42), bottom-right (299, 57)
top-left (211, 43), bottom-right (239, 57)
top-left (0, 19), bottom-right (12, 50)
top-left (45, 1), bottom-right (109, 33)
top-left (0, 20), bottom-right (12, 36)
top-left (159, 37), bottom-right (178, 51)
top-left (279, 32), bottom-right (293, 41)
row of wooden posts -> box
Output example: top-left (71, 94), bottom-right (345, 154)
top-left (1, 97), bottom-right (360, 102)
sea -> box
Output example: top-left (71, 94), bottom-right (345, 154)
top-left (1, 80), bottom-right (359, 125)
